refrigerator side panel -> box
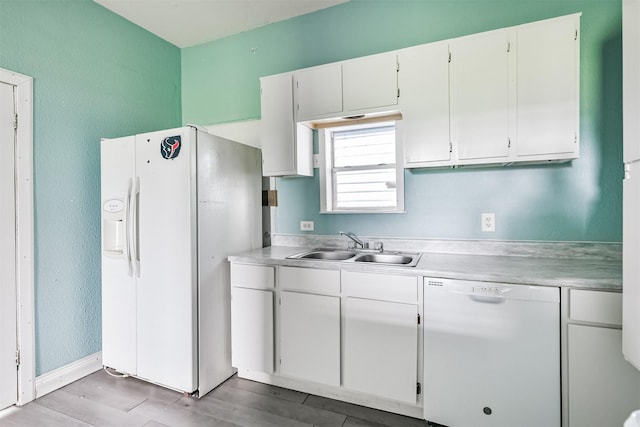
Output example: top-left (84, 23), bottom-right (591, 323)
top-left (197, 131), bottom-right (262, 396)
top-left (101, 136), bottom-right (137, 375)
top-left (135, 127), bottom-right (198, 392)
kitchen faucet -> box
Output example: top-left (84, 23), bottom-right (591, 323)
top-left (339, 231), bottom-right (367, 249)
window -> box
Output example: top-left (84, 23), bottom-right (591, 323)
top-left (319, 120), bottom-right (404, 213)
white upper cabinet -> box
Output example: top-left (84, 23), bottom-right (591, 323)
top-left (260, 72), bottom-right (313, 177)
top-left (625, 0), bottom-right (640, 163)
top-left (342, 52), bottom-right (399, 113)
top-left (260, 13), bottom-right (580, 172)
top-left (294, 52), bottom-right (399, 122)
top-left (399, 41), bottom-right (452, 167)
top-left (294, 64), bottom-right (343, 122)
top-left (450, 28), bottom-right (513, 165)
top-left (516, 14), bottom-right (580, 160)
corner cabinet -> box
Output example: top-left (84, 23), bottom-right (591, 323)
top-left (259, 72), bottom-right (313, 177)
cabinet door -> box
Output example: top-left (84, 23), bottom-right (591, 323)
top-left (280, 291), bottom-right (340, 386)
top-left (451, 29), bottom-right (512, 163)
top-left (343, 297), bottom-right (418, 403)
top-left (568, 324), bottom-right (640, 427)
top-left (231, 287), bottom-right (274, 373)
top-left (516, 15), bottom-right (579, 159)
top-left (295, 64), bottom-right (342, 121)
top-left (261, 73), bottom-right (295, 176)
top-left (260, 73), bottom-right (313, 177)
top-left (343, 52), bottom-right (399, 113)
top-left (399, 42), bottom-right (451, 167)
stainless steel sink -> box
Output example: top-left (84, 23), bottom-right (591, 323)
top-left (286, 248), bottom-right (421, 267)
top-left (287, 249), bottom-right (357, 261)
top-left (353, 252), bottom-right (420, 267)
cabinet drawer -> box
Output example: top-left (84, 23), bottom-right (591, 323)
top-left (569, 289), bottom-right (622, 326)
top-left (230, 263), bottom-right (275, 290)
top-left (280, 266), bottom-right (340, 295)
top-left (342, 271), bottom-right (418, 303)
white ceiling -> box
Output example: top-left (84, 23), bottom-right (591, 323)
top-left (94, 0), bottom-right (349, 48)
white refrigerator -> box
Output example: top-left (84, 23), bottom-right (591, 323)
top-left (101, 125), bottom-right (262, 396)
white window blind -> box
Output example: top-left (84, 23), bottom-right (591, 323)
top-left (330, 123), bottom-right (397, 210)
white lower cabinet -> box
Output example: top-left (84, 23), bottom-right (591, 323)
top-left (230, 263), bottom-right (422, 416)
top-left (564, 289), bottom-right (640, 427)
top-left (231, 287), bottom-right (274, 373)
top-left (342, 271), bottom-right (420, 404)
top-left (280, 291), bottom-right (340, 386)
top-left (279, 266), bottom-right (341, 386)
top-left (230, 264), bottom-right (275, 373)
top-left (343, 296), bottom-right (418, 404)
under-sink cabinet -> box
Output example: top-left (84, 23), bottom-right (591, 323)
top-left (229, 262), bottom-right (424, 418)
top-left (279, 266), bottom-right (340, 386)
top-left (342, 271), bottom-right (420, 404)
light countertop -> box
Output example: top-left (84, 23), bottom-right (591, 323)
top-left (228, 246), bottom-right (622, 290)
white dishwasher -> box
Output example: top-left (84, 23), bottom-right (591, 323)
top-left (423, 278), bottom-right (560, 427)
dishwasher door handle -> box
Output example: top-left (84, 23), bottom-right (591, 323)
top-left (468, 294), bottom-right (506, 304)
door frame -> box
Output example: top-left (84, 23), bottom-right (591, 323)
top-left (0, 68), bottom-right (35, 405)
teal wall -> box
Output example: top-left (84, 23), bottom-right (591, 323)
top-left (0, 0), bottom-right (181, 375)
top-left (183, 0), bottom-right (623, 242)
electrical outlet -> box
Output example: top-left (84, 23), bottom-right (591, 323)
top-left (481, 213), bottom-right (495, 232)
top-left (300, 221), bottom-right (314, 232)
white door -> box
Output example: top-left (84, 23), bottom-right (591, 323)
top-left (101, 136), bottom-right (137, 375)
top-left (399, 41), bottom-right (452, 166)
top-left (516, 15), bottom-right (579, 158)
top-left (343, 297), bottom-right (418, 404)
top-left (294, 64), bottom-right (343, 121)
top-left (135, 128), bottom-right (197, 392)
top-left (451, 29), bottom-right (512, 163)
top-left (230, 286), bottom-right (274, 373)
top-left (280, 291), bottom-right (340, 386)
top-left (260, 73), bottom-right (296, 175)
top-left (342, 52), bottom-right (398, 113)
top-left (0, 81), bottom-right (17, 410)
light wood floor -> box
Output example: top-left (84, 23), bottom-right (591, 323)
top-left (0, 370), bottom-right (429, 427)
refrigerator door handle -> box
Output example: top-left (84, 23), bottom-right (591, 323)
top-left (131, 176), bottom-right (140, 278)
top-left (125, 178), bottom-right (133, 277)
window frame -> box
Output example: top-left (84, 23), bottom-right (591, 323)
top-left (319, 119), bottom-right (405, 214)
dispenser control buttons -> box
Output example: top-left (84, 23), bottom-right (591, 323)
top-left (103, 199), bottom-right (124, 213)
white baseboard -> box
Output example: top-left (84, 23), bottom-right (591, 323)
top-left (35, 352), bottom-right (102, 399)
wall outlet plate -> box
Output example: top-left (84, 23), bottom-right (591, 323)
top-left (300, 221), bottom-right (314, 231)
top-left (482, 213), bottom-right (495, 232)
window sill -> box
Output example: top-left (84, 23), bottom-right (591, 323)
top-left (319, 209), bottom-right (406, 214)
